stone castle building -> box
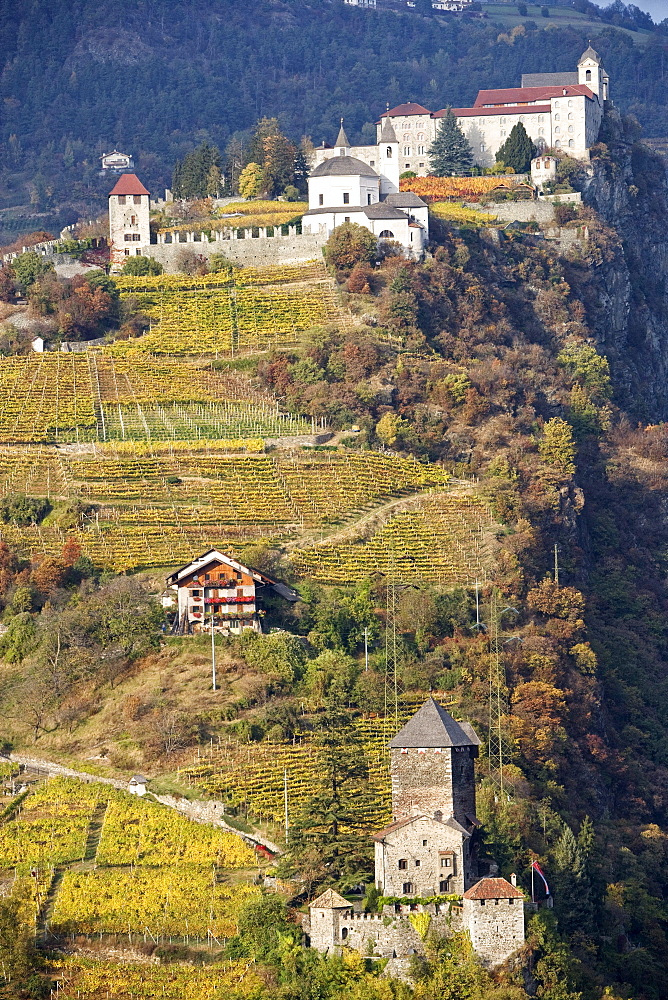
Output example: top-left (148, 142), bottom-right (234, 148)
top-left (312, 46), bottom-right (608, 176)
top-left (306, 698), bottom-right (526, 969)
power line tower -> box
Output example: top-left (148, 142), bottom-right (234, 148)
top-left (385, 547), bottom-right (400, 731)
top-left (486, 588), bottom-right (517, 795)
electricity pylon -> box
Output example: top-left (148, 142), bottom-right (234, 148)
top-left (487, 588), bottom-right (517, 795)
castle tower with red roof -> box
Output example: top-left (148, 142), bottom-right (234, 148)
top-left (462, 876), bottom-right (526, 967)
top-left (108, 173), bottom-right (151, 268)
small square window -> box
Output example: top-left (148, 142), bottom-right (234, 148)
top-left (422, 840), bottom-right (427, 847)
top-left (370, 160), bottom-right (375, 166)
top-left (343, 192), bottom-right (350, 204)
top-left (398, 859), bottom-right (407, 870)
top-left (118, 195), bottom-right (126, 205)
top-left (133, 195), bottom-right (141, 205)
top-left (344, 216), bottom-right (350, 223)
top-left (415, 859), bottom-right (420, 867)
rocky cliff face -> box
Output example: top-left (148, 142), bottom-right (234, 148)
top-left (581, 111), bottom-right (668, 421)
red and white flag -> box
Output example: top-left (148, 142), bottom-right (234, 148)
top-left (532, 861), bottom-right (550, 895)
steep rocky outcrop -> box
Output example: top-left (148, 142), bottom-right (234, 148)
top-left (581, 111), bottom-right (668, 420)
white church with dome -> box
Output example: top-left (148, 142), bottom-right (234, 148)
top-left (302, 119), bottom-right (429, 255)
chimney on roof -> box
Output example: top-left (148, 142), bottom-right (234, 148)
top-left (563, 88), bottom-right (567, 95)
top-left (510, 873), bottom-right (517, 887)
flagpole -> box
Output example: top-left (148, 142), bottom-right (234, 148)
top-left (531, 863), bottom-right (535, 904)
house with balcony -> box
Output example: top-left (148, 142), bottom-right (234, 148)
top-left (166, 549), bottom-right (298, 634)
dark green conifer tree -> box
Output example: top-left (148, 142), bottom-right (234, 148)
top-left (427, 109), bottom-right (473, 177)
top-left (496, 122), bottom-right (535, 173)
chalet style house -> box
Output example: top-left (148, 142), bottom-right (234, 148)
top-left (166, 549), bottom-right (298, 634)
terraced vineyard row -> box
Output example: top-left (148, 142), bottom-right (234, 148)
top-left (0, 354), bottom-right (309, 444)
top-left (179, 704), bottom-right (456, 830)
top-left (2, 778), bottom-right (261, 942)
top-left (292, 492), bottom-right (494, 585)
top-left (112, 282), bottom-right (344, 357)
top-left (0, 449), bottom-right (463, 571)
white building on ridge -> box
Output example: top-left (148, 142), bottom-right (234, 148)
top-left (363, 46), bottom-right (608, 175)
top-left (303, 121), bottom-right (429, 254)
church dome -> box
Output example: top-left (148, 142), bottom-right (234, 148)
top-left (311, 155), bottom-right (378, 178)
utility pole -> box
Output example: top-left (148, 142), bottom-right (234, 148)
top-left (475, 579), bottom-right (480, 629)
top-left (385, 553), bottom-right (399, 729)
top-left (364, 627), bottom-right (369, 672)
top-left (210, 607), bottom-right (217, 692)
top-left (554, 543), bottom-right (559, 586)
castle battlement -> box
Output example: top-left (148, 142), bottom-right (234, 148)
top-left (308, 699), bottom-right (526, 971)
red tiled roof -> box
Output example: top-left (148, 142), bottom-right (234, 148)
top-left (463, 877), bottom-right (524, 900)
top-left (434, 104), bottom-right (551, 119)
top-left (473, 84), bottom-right (594, 107)
top-left (108, 173), bottom-right (150, 196)
top-left (382, 102), bottom-right (433, 119)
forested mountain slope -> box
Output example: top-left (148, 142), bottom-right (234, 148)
top-left (1, 0), bottom-right (668, 227)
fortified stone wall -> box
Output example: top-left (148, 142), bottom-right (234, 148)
top-left (145, 229), bottom-right (324, 272)
top-left (307, 908), bottom-right (461, 959)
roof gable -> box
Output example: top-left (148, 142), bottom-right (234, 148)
top-left (310, 156), bottom-right (378, 178)
top-left (383, 102), bottom-right (432, 118)
top-left (108, 173), bottom-right (150, 196)
top-left (167, 549), bottom-right (263, 586)
top-left (311, 888), bottom-right (350, 909)
top-left (463, 877), bottom-right (524, 900)
top-left (389, 697), bottom-right (480, 749)
top-left (471, 84), bottom-right (594, 107)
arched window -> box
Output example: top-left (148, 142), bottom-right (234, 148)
top-left (555, 139), bottom-right (561, 147)
top-left (500, 117), bottom-right (506, 125)
top-left (403, 146), bottom-right (411, 156)
top-left (568, 139), bottom-right (574, 147)
top-left (538, 115), bottom-right (544, 123)
top-left (417, 132), bottom-right (425, 140)
top-left (519, 116), bottom-right (525, 123)
top-left (402, 121), bottom-right (410, 129)
top-left (500, 131), bottom-right (506, 139)
top-left (403, 134), bottom-right (411, 142)
top-left (386, 147), bottom-right (393, 158)
top-left (554, 100), bottom-right (560, 108)
top-left (554, 113), bottom-right (560, 121)
top-left (538, 127), bottom-right (544, 136)
top-left (341, 928), bottom-right (348, 939)
top-left (555, 126), bottom-right (560, 134)
top-left (568, 113), bottom-right (574, 120)
top-left (568, 125), bottom-right (574, 133)
top-left (418, 145), bottom-right (425, 155)
top-left (568, 99), bottom-right (573, 107)
top-left (379, 230), bottom-right (395, 238)
top-left (402, 882), bottom-right (414, 895)
top-left (480, 144), bottom-right (486, 153)
top-left (586, 69), bottom-right (592, 81)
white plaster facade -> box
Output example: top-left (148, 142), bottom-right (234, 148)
top-left (305, 123), bottom-right (428, 254)
top-left (367, 47), bottom-right (608, 175)
top-left (108, 173), bottom-right (151, 268)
